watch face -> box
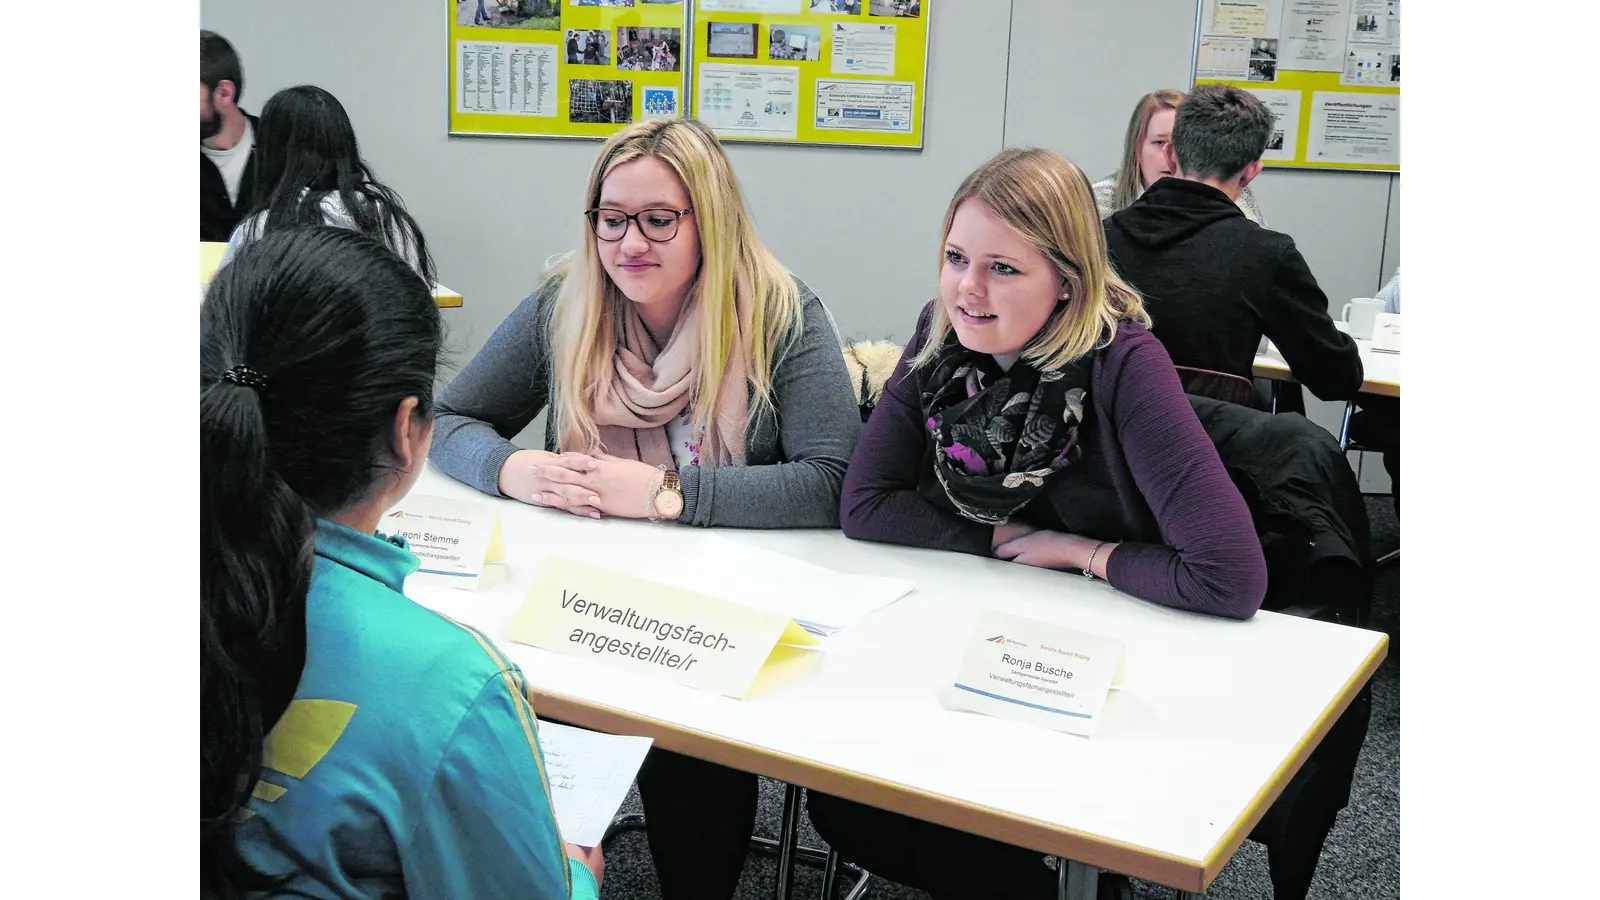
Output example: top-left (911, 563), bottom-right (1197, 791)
top-left (654, 489), bottom-right (684, 519)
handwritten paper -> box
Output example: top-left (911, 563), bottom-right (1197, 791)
top-left (536, 720), bottom-right (654, 848)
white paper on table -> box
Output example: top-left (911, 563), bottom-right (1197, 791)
top-left (536, 720), bottom-right (654, 848)
top-left (643, 534), bottom-right (917, 636)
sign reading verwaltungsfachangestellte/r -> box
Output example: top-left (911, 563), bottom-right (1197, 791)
top-left (508, 556), bottom-right (820, 698)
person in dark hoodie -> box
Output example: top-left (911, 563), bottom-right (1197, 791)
top-left (1103, 84), bottom-right (1362, 403)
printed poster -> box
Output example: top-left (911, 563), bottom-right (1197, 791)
top-left (1245, 88), bottom-right (1301, 161)
top-left (697, 64), bottom-right (800, 138)
top-left (1282, 0), bottom-right (1348, 72)
top-left (1307, 91), bottom-right (1399, 165)
top-left (814, 79), bottom-right (914, 132)
top-left (830, 22), bottom-right (897, 76)
top-left (457, 41), bottom-right (558, 116)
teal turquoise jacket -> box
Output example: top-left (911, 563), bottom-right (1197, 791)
top-left (233, 520), bottom-right (596, 899)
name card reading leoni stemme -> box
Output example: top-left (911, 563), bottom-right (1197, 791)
top-left (949, 609), bottom-right (1125, 738)
top-left (380, 494), bottom-right (504, 590)
top-left (509, 556), bottom-right (820, 699)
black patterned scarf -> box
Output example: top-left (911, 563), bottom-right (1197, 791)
top-left (919, 334), bottom-right (1092, 524)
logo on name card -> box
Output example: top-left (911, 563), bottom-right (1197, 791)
top-left (985, 634), bottom-right (1027, 647)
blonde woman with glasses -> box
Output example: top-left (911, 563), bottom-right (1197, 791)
top-left (813, 146), bottom-right (1268, 898)
top-left (1092, 88), bottom-right (1266, 224)
top-left (429, 116), bottom-right (860, 900)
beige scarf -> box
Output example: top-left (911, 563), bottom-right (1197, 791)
top-left (590, 296), bottom-right (750, 468)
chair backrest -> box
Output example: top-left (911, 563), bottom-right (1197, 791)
top-left (1174, 365), bottom-right (1257, 409)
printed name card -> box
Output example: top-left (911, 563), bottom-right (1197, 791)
top-left (508, 556), bottom-right (821, 699)
top-left (1371, 312), bottom-right (1401, 353)
top-left (948, 609), bottom-right (1125, 738)
top-left (381, 494), bottom-right (505, 590)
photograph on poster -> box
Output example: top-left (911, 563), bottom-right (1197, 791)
top-left (1248, 37), bottom-right (1278, 81)
top-left (769, 25), bottom-right (822, 61)
top-left (570, 79), bottom-right (634, 123)
top-left (617, 26), bottom-right (682, 71)
top-left (707, 22), bottom-right (759, 59)
top-left (565, 29), bottom-right (611, 64)
top-left (810, 0), bottom-right (860, 12)
top-left (869, 0), bottom-right (919, 17)
top-left (643, 86), bottom-right (679, 117)
top-left (459, 0), bottom-right (561, 28)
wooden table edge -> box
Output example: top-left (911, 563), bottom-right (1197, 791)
top-left (1197, 633), bottom-right (1390, 889)
top-left (529, 689), bottom-right (1211, 891)
top-left (1251, 362), bottom-right (1401, 398)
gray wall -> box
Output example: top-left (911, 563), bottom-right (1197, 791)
top-left (201, 0), bottom-right (1398, 479)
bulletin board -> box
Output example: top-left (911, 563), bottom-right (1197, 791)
top-left (448, 0), bottom-right (693, 140)
top-left (688, 0), bottom-right (931, 150)
top-left (1191, 0), bottom-right (1399, 172)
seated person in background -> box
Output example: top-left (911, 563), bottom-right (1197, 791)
top-left (1104, 84), bottom-right (1362, 402)
top-left (815, 146), bottom-right (1267, 899)
top-left (200, 30), bottom-right (257, 242)
top-left (201, 227), bottom-right (600, 898)
top-left (219, 85), bottom-right (435, 284)
top-left (1092, 88), bottom-right (1265, 225)
top-left (429, 116), bottom-right (861, 900)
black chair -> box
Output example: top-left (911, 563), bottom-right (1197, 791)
top-left (1175, 365), bottom-right (1259, 409)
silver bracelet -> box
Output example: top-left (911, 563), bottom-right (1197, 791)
top-left (1083, 541), bottom-right (1108, 580)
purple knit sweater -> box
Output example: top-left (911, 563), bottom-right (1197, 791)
top-left (841, 303), bottom-right (1268, 619)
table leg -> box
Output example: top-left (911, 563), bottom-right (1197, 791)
top-left (1061, 860), bottom-right (1098, 900)
top-left (773, 783), bottom-right (802, 900)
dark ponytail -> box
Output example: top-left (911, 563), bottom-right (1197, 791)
top-left (200, 227), bottom-right (443, 899)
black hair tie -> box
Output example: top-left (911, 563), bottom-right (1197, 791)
top-left (221, 365), bottom-right (268, 392)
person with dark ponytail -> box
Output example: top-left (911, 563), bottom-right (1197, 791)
top-left (218, 85), bottom-right (436, 285)
top-left (200, 226), bottom-right (600, 899)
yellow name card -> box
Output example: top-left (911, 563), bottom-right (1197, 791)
top-left (509, 556), bottom-right (820, 699)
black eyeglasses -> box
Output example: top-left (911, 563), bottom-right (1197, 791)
top-left (584, 207), bottom-right (694, 243)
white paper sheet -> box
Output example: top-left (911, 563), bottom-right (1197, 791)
top-left (830, 21), bottom-right (897, 76)
top-left (456, 41), bottom-right (558, 117)
top-left (815, 79), bottom-right (915, 133)
top-left (700, 0), bottom-right (804, 12)
top-left (1246, 88), bottom-right (1302, 161)
top-left (643, 535), bottom-right (917, 635)
top-left (1196, 35), bottom-right (1252, 80)
top-left (537, 721), bottom-right (654, 848)
top-left (1282, 0), bottom-right (1348, 72)
top-left (1307, 91), bottom-right (1398, 165)
top-left (696, 64), bottom-right (800, 138)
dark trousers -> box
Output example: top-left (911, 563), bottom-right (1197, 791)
top-left (635, 748), bottom-right (759, 900)
top-left (1350, 396), bottom-right (1400, 513)
top-left (807, 792), bottom-right (1062, 899)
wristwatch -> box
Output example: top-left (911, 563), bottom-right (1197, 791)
top-left (650, 469), bottom-right (684, 521)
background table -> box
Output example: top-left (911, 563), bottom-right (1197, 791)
top-left (400, 466), bottom-right (1387, 895)
top-left (1252, 323), bottom-right (1400, 399)
top-left (198, 241), bottom-right (463, 308)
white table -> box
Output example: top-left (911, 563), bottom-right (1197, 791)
top-left (1252, 324), bottom-right (1401, 399)
top-left (402, 465), bottom-right (1387, 896)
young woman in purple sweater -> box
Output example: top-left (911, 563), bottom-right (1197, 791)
top-left (814, 147), bottom-right (1269, 898)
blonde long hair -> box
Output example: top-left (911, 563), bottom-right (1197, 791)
top-left (547, 117), bottom-right (802, 454)
top-left (912, 147), bottom-right (1150, 373)
top-left (1110, 89), bottom-right (1185, 213)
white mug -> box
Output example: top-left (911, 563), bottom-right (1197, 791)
top-left (1341, 297), bottom-right (1385, 340)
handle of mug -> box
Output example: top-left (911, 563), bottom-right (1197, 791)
top-left (1341, 302), bottom-right (1352, 322)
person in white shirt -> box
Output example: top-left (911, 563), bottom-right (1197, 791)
top-left (200, 31), bottom-right (257, 241)
top-left (220, 85), bottom-right (435, 285)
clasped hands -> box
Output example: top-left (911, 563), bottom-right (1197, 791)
top-left (992, 521), bottom-right (1113, 576)
top-left (498, 449), bottom-right (666, 520)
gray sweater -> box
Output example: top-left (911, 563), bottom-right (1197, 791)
top-left (430, 277), bottom-right (862, 528)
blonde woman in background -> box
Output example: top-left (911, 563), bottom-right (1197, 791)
top-left (429, 116), bottom-right (860, 900)
top-left (1092, 88), bottom-right (1267, 224)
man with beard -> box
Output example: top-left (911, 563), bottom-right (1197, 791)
top-left (200, 31), bottom-right (258, 242)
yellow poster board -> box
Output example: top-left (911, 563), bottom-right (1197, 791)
top-left (1191, 0), bottom-right (1398, 173)
top-left (689, 0), bottom-right (929, 149)
top-left (448, 0), bottom-right (691, 140)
